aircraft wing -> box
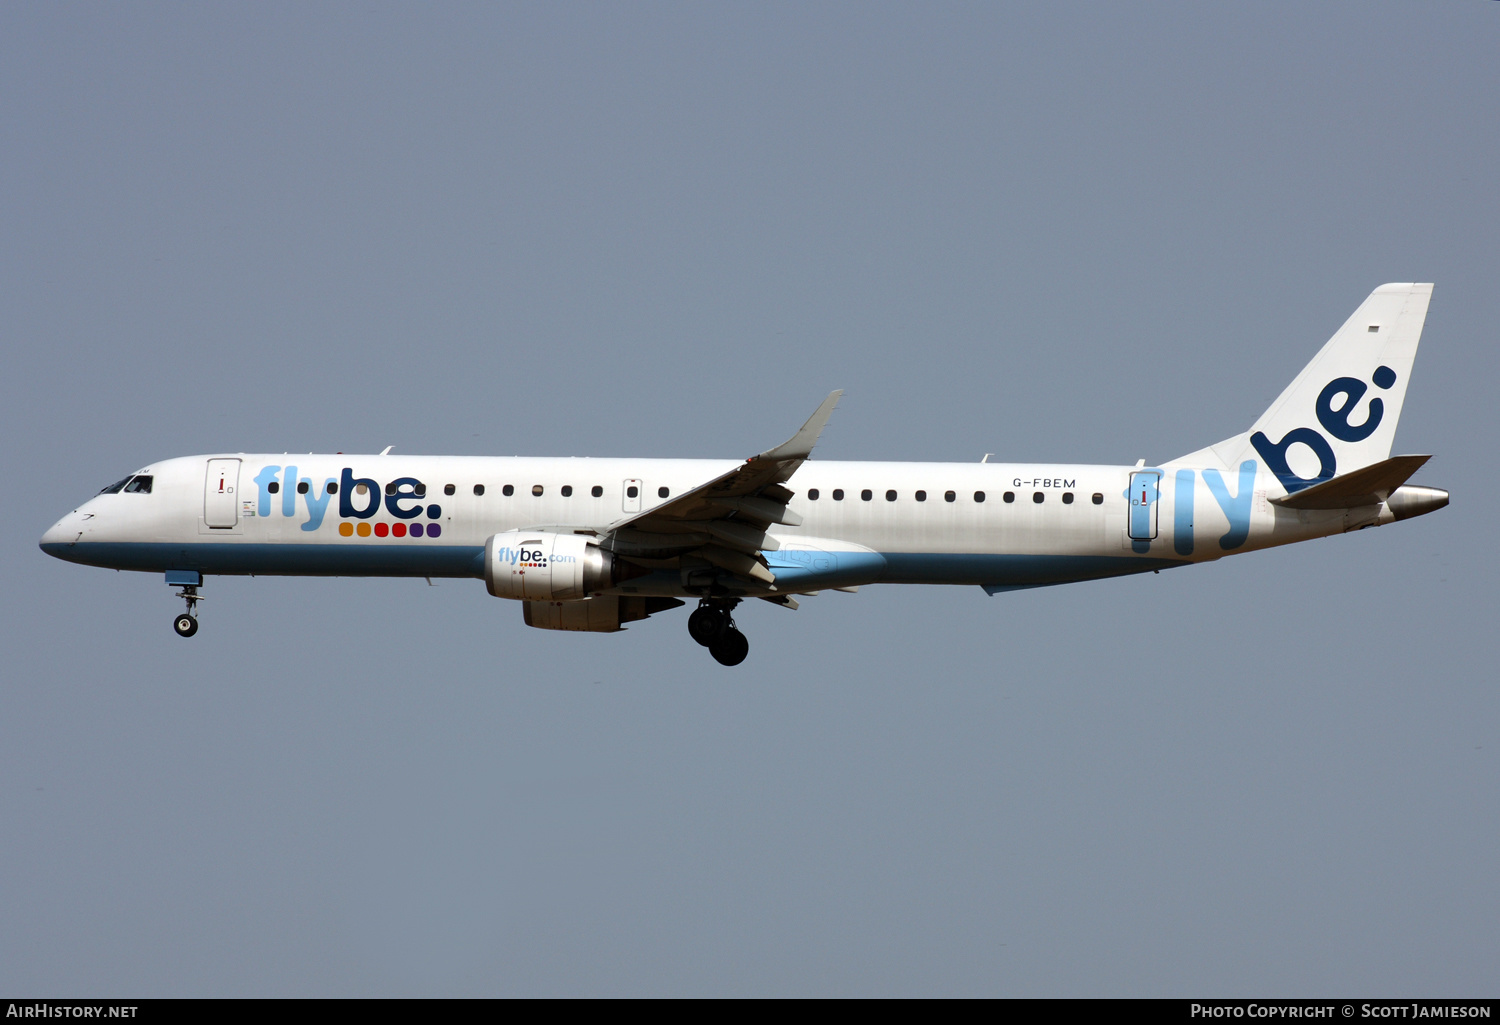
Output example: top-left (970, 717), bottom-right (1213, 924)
top-left (598, 391), bottom-right (841, 588)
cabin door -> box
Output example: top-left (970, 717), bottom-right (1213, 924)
top-left (1127, 471), bottom-right (1159, 541)
top-left (204, 459), bottom-right (241, 529)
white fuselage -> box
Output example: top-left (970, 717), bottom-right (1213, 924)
top-left (39, 451), bottom-right (1388, 596)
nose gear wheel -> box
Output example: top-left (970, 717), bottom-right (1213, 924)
top-left (172, 584), bottom-right (203, 638)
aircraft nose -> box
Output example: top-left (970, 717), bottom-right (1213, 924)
top-left (39, 510), bottom-right (84, 556)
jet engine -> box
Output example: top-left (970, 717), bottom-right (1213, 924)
top-left (484, 530), bottom-right (618, 601)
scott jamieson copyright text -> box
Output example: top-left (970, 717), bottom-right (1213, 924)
top-left (1191, 1007), bottom-right (1491, 1019)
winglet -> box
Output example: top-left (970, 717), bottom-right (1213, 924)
top-left (754, 390), bottom-right (842, 463)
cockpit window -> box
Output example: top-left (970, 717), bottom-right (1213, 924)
top-left (122, 475), bottom-right (153, 494)
top-left (98, 477), bottom-right (131, 495)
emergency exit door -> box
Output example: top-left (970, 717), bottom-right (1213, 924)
top-left (204, 458), bottom-right (240, 528)
top-left (622, 478), bottom-right (642, 513)
top-left (1128, 471), bottom-right (1159, 541)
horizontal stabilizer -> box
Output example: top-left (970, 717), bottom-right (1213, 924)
top-left (1270, 454), bottom-right (1430, 510)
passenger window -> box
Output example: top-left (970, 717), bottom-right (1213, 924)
top-left (591, 486), bottom-right (603, 498)
top-left (385, 482), bottom-right (397, 495)
top-left (532, 485), bottom-right (544, 497)
top-left (885, 490), bottom-right (897, 502)
top-left (974, 491), bottom-right (986, 503)
top-left (444, 484), bottom-right (456, 496)
top-left (861, 489), bottom-right (873, 501)
top-left (98, 477), bottom-right (131, 495)
top-left (658, 486), bottom-right (670, 498)
top-left (123, 475), bottom-right (154, 494)
top-left (1063, 492), bottom-right (1074, 504)
top-left (415, 483), bottom-right (426, 498)
top-left (503, 484), bottom-right (515, 497)
top-left (832, 489), bottom-right (845, 501)
top-left (627, 485), bottom-right (639, 499)
top-left (327, 482), bottom-right (338, 494)
top-left (267, 482), bottom-right (280, 494)
top-left (561, 485), bottom-right (573, 497)
top-left (1092, 492), bottom-right (1104, 505)
top-left (915, 490), bottom-right (926, 502)
top-left (474, 484), bottom-right (485, 496)
top-left (1033, 491), bottom-right (1044, 503)
top-left (1003, 491), bottom-right (1015, 503)
top-left (296, 481), bottom-right (309, 495)
top-left (808, 489), bottom-right (820, 500)
top-left (944, 491), bottom-right (956, 503)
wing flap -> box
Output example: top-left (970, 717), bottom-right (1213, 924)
top-left (705, 520), bottom-right (780, 552)
top-left (711, 496), bottom-right (803, 526)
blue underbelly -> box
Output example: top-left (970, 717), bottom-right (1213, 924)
top-left (41, 541), bottom-right (487, 578)
top-left (877, 552), bottom-right (1185, 590)
top-left (42, 542), bottom-right (1185, 591)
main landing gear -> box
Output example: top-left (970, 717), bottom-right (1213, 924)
top-left (172, 584), bottom-right (202, 638)
top-left (688, 599), bottom-right (749, 666)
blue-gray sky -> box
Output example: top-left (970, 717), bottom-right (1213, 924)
top-left (3, 2), bottom-right (1496, 996)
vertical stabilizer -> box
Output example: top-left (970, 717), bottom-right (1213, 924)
top-left (1175, 283), bottom-right (1433, 494)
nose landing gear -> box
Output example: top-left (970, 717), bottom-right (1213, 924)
top-left (688, 599), bottom-right (749, 666)
top-left (168, 574), bottom-right (204, 638)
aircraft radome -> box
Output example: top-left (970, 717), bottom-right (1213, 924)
top-left (41, 284), bottom-right (1449, 666)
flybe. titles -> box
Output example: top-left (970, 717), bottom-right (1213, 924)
top-left (249, 466), bottom-right (442, 532)
top-left (493, 545), bottom-right (575, 569)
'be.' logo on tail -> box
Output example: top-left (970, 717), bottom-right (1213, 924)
top-left (1250, 365), bottom-right (1399, 495)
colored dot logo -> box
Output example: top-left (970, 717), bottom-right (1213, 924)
top-left (339, 521), bottom-right (440, 538)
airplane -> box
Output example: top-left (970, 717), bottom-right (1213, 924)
top-left (40, 283), bottom-right (1449, 666)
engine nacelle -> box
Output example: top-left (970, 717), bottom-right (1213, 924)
top-left (485, 530), bottom-right (617, 601)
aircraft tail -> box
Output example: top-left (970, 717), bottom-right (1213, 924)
top-left (1175, 283), bottom-right (1433, 494)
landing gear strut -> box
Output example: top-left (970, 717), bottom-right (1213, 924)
top-left (172, 584), bottom-right (202, 638)
top-left (688, 599), bottom-right (749, 666)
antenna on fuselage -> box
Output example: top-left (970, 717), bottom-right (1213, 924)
top-left (380, 446), bottom-right (394, 455)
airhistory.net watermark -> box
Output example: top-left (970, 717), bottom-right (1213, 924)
top-left (5, 1006), bottom-right (137, 1019)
